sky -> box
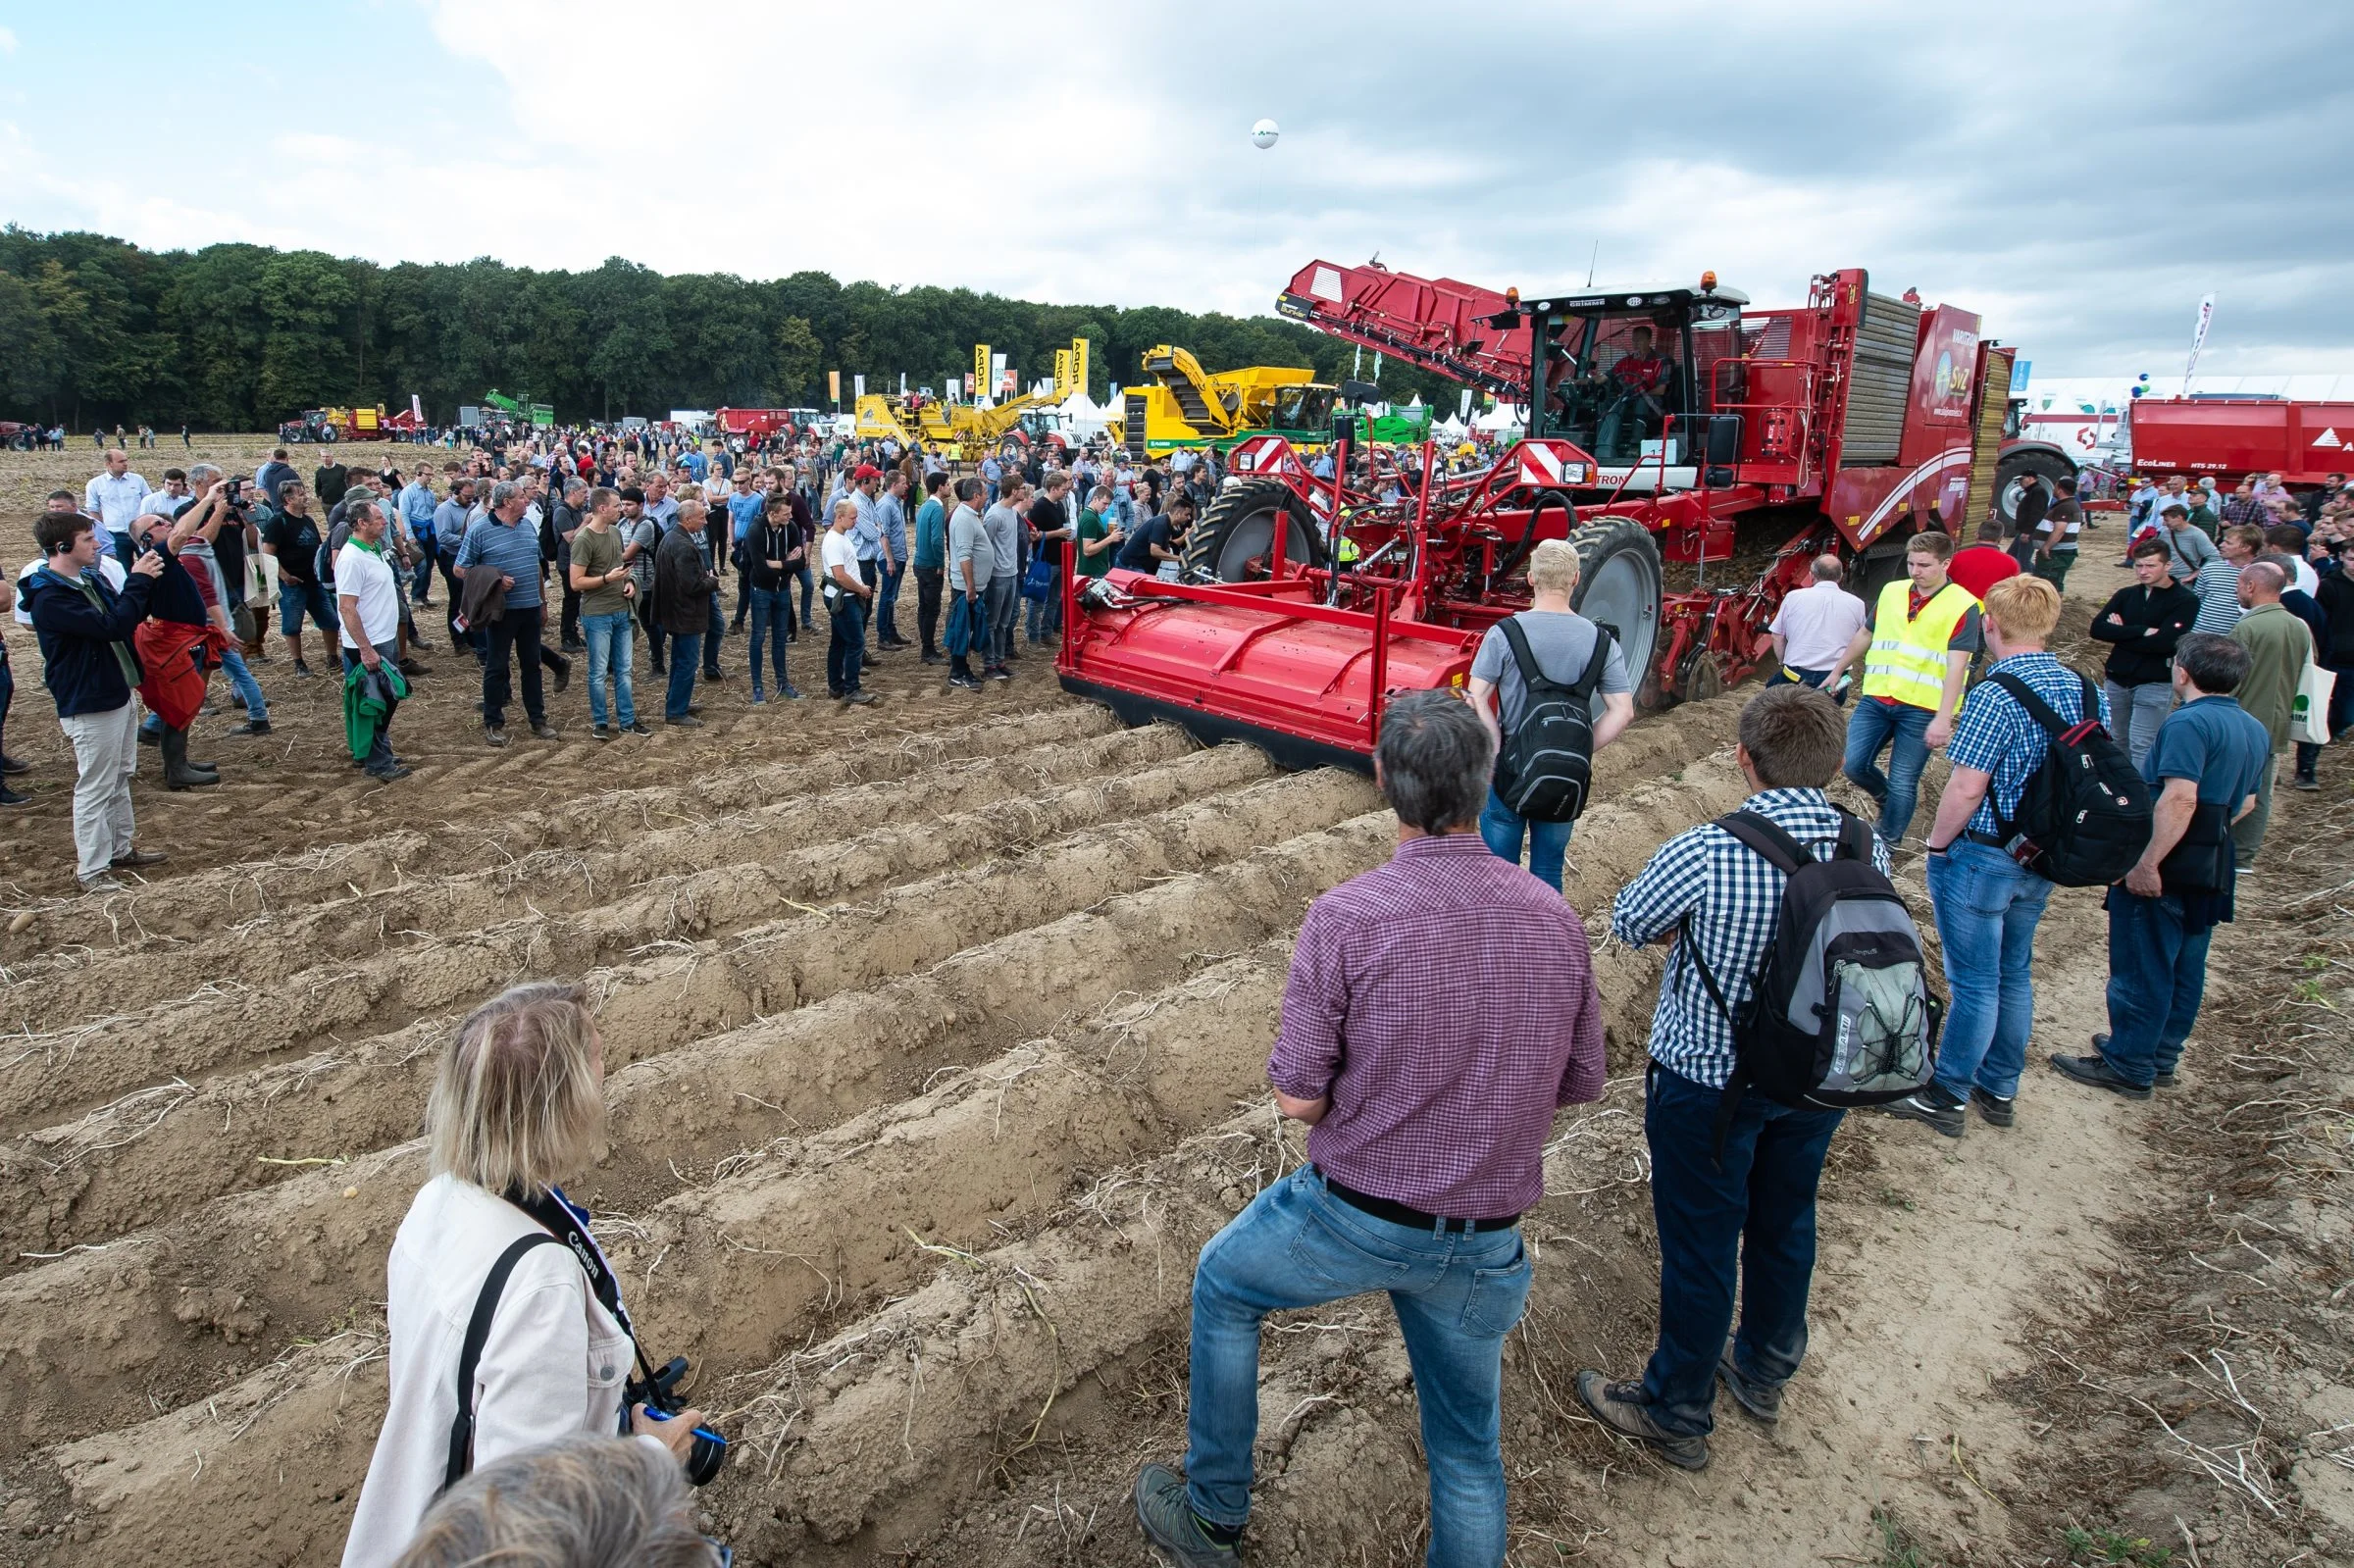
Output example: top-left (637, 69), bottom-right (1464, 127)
top-left (1, 0), bottom-right (2349, 380)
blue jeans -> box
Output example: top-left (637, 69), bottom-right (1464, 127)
top-left (2100, 889), bottom-right (2213, 1087)
top-left (581, 610), bottom-right (636, 729)
top-left (1768, 665), bottom-right (1848, 705)
top-left (1183, 1166), bottom-right (1531, 1567)
top-left (278, 578), bottom-right (335, 635)
top-left (876, 562), bottom-right (905, 644)
top-left (827, 594), bottom-right (867, 695)
top-left (985, 575), bottom-right (1018, 669)
top-left (1024, 562), bottom-right (1063, 640)
top-left (793, 562), bottom-right (814, 627)
top-left (1640, 1066), bottom-right (1843, 1438)
top-left (747, 587), bottom-right (793, 693)
top-left (702, 589), bottom-right (723, 676)
top-left (1478, 786), bottom-right (1573, 891)
top-left (1842, 697), bottom-right (1934, 846)
top-left (410, 543), bottom-right (435, 603)
top-left (1925, 840), bottom-right (2053, 1101)
top-left (218, 645), bottom-right (267, 721)
top-left (665, 632), bottom-right (701, 721)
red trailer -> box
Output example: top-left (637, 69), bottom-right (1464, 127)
top-left (716, 408), bottom-right (797, 441)
top-left (1058, 260), bottom-right (2049, 769)
top-left (2126, 397), bottom-right (2354, 487)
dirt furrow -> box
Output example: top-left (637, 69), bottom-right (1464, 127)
top-left (0, 763), bottom-right (1358, 1270)
top-left (0, 704), bottom-right (1115, 962)
top-left (1, 748), bottom-right (1749, 1545)
top-left (0, 739), bottom-right (1268, 1134)
top-left (0, 719), bottom-right (1179, 1034)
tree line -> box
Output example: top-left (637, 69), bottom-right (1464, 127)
top-left (0, 227), bottom-right (1462, 432)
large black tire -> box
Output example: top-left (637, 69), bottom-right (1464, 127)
top-left (1993, 445), bottom-right (2074, 533)
top-left (1181, 479), bottom-right (1324, 582)
top-left (1567, 516), bottom-right (1664, 706)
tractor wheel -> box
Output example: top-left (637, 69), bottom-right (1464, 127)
top-left (1182, 479), bottom-right (1325, 582)
top-left (1993, 446), bottom-right (2073, 533)
top-left (1567, 515), bottom-right (1663, 703)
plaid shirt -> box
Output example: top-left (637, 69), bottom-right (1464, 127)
top-left (1946, 651), bottom-right (2111, 835)
top-left (1612, 788), bottom-right (1890, 1088)
top-left (1269, 833), bottom-right (1606, 1217)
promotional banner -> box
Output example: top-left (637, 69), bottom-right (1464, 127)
top-left (853, 374), bottom-right (866, 400)
top-left (1069, 336), bottom-right (1091, 396)
top-left (2183, 294), bottom-right (2215, 393)
top-left (828, 370), bottom-right (840, 403)
top-left (1054, 348), bottom-right (1073, 396)
top-left (1458, 388), bottom-right (1474, 418)
top-left (973, 344), bottom-right (991, 400)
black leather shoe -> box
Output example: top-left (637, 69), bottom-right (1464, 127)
top-left (2049, 1052), bottom-right (2153, 1099)
top-left (0, 754), bottom-right (27, 776)
top-left (2092, 1034), bottom-right (2178, 1087)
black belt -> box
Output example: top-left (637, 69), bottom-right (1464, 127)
top-left (1964, 829), bottom-right (2010, 847)
top-left (1314, 1167), bottom-right (1520, 1235)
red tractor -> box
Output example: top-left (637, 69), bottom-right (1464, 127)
top-left (1057, 261), bottom-right (2065, 770)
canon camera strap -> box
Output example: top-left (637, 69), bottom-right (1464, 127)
top-left (505, 1184), bottom-right (635, 1341)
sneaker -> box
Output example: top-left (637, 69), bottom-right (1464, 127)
top-left (530, 723), bottom-right (560, 741)
top-left (1574, 1371), bottom-right (1709, 1470)
top-left (921, 652), bottom-right (944, 665)
top-left (78, 873), bottom-right (126, 894)
top-left (592, 724), bottom-right (614, 742)
top-left (560, 638), bottom-right (587, 653)
top-left (1969, 1086), bottom-right (2016, 1128)
top-left (2049, 1052), bottom-right (2153, 1100)
top-left (485, 726), bottom-right (510, 747)
top-left (987, 667), bottom-right (1011, 682)
top-left (224, 719), bottom-right (273, 737)
top-left (550, 662), bottom-right (572, 694)
top-left (0, 754), bottom-right (27, 776)
top-left (749, 688), bottom-right (767, 705)
top-left (364, 763), bottom-right (413, 782)
top-left (1715, 1349), bottom-right (1782, 1424)
top-left (110, 848), bottom-right (169, 869)
top-left (665, 715), bottom-right (704, 729)
top-left (1883, 1083), bottom-right (1966, 1138)
top-left (398, 657), bottom-right (431, 678)
top-left (0, 785), bottom-right (26, 809)
top-left (293, 662), bottom-right (318, 680)
top-left (843, 690), bottom-right (878, 706)
top-left (1131, 1464), bottom-right (1240, 1566)
top-left (623, 722), bottom-right (654, 735)
top-left (826, 687), bottom-right (844, 700)
top-left (947, 675), bottom-right (982, 691)
top-left (781, 686), bottom-right (804, 700)
top-left (2295, 773), bottom-right (2320, 791)
top-left (137, 727), bottom-right (160, 748)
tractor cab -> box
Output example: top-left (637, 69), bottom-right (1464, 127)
top-left (1498, 279), bottom-right (1750, 474)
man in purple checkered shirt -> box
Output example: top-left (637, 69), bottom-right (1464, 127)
top-left (1133, 690), bottom-right (1606, 1568)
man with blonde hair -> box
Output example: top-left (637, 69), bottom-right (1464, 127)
top-left (1890, 575), bottom-right (2107, 1138)
top-left (1466, 538), bottom-right (1634, 890)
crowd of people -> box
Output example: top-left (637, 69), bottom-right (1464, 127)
top-left (9, 432), bottom-right (2352, 1568)
top-left (5, 429), bottom-right (1228, 883)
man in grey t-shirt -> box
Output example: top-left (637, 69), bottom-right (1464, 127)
top-left (980, 481), bottom-right (1026, 678)
top-left (1465, 539), bottom-right (1637, 890)
top-left (945, 478), bottom-right (994, 689)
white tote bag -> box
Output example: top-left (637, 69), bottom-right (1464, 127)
top-left (2292, 659), bottom-right (2336, 746)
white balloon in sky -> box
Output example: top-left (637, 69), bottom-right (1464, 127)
top-left (1251, 119), bottom-right (1280, 150)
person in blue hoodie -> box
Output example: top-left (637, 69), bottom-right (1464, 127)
top-left (21, 510), bottom-right (167, 892)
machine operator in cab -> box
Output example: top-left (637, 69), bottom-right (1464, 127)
top-left (1598, 324), bottom-right (1672, 460)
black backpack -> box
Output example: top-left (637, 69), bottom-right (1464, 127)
top-left (1984, 671), bottom-right (2152, 886)
top-left (1686, 811), bottom-right (1943, 1152)
top-left (1492, 618), bottom-right (1613, 823)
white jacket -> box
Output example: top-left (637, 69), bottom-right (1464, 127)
top-left (341, 1175), bottom-right (636, 1568)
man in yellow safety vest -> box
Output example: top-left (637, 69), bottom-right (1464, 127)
top-left (1818, 531), bottom-right (1980, 848)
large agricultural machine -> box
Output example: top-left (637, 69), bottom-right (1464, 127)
top-left (1057, 260), bottom-right (2073, 771)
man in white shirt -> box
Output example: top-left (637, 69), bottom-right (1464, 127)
top-left (1767, 554), bottom-right (1868, 701)
top-left (820, 498), bottom-right (877, 706)
top-left (335, 500), bottom-right (411, 781)
top-left (83, 449), bottom-right (153, 564)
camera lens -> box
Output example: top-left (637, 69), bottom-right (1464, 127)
top-left (685, 1429), bottom-right (727, 1488)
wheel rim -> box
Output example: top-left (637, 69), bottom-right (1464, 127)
top-left (1999, 473), bottom-right (2030, 522)
top-left (1213, 508), bottom-right (1309, 581)
top-left (1577, 543), bottom-right (1659, 686)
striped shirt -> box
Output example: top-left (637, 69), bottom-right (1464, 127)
top-left (1612, 788), bottom-right (1891, 1087)
top-left (1945, 651), bottom-right (2111, 835)
top-left (1269, 833), bottom-right (1606, 1216)
top-left (452, 516), bottom-right (545, 609)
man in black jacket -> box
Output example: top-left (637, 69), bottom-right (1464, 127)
top-left (653, 500), bottom-right (719, 727)
top-left (2091, 537), bottom-right (2200, 770)
top-left (21, 512), bottom-right (169, 890)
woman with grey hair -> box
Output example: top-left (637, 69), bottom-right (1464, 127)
top-left (393, 1436), bottom-right (721, 1568)
top-left (341, 984), bottom-right (715, 1568)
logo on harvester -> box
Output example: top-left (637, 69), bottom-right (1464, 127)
top-left (2315, 428), bottom-right (2343, 449)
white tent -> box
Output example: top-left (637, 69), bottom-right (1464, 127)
top-left (1432, 415), bottom-right (1471, 442)
top-left (1472, 402), bottom-right (1526, 435)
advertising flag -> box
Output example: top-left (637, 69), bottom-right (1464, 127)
top-left (2183, 294), bottom-right (2215, 393)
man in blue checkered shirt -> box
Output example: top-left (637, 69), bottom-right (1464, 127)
top-left (1577, 684), bottom-right (1885, 1472)
top-left (1888, 574), bottom-right (2108, 1138)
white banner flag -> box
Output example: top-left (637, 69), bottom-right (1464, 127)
top-left (1458, 388), bottom-right (1474, 419)
top-left (2183, 293), bottom-right (2215, 394)
top-left (853, 374), bottom-right (866, 399)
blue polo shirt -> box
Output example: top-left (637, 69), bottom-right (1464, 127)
top-left (453, 516), bottom-right (545, 608)
top-left (2144, 694), bottom-right (2270, 807)
top-left (727, 491), bottom-right (765, 544)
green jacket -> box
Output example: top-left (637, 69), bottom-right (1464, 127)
top-left (2231, 603), bottom-right (2313, 752)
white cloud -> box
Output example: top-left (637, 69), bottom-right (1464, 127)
top-left (0, 26), bottom-right (18, 55)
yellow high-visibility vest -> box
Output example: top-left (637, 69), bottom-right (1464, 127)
top-left (1861, 579), bottom-right (1975, 710)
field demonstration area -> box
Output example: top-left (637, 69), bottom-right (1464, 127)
top-left (1, 439), bottom-right (2352, 1568)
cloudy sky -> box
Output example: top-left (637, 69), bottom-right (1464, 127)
top-left (2, 0), bottom-right (2348, 379)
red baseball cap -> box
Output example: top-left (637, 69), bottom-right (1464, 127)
top-left (852, 464), bottom-right (883, 481)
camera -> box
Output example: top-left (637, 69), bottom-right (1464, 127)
top-left (629, 1353), bottom-right (728, 1487)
